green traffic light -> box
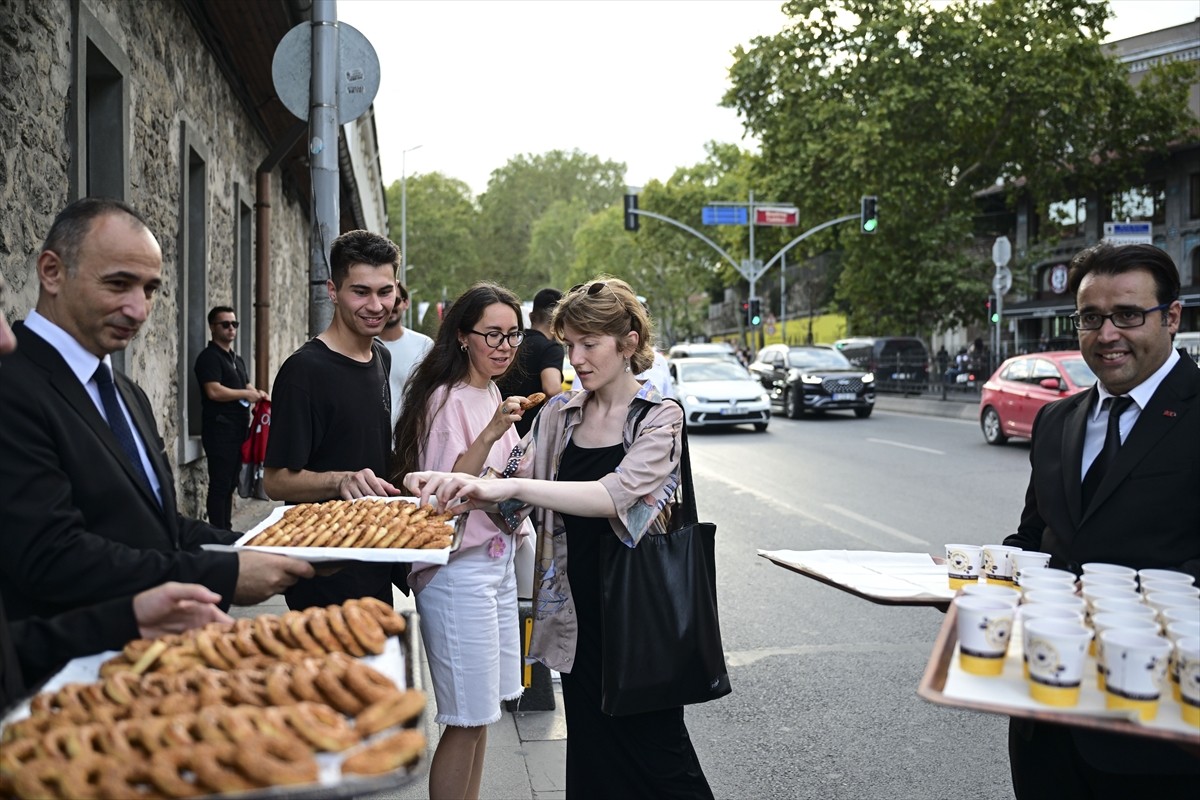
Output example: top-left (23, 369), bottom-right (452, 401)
top-left (991, 313), bottom-right (1000, 323)
top-left (863, 219), bottom-right (878, 233)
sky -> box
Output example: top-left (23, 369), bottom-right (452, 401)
top-left (337, 0), bottom-right (1199, 198)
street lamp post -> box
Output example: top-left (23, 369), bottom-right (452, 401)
top-left (400, 143), bottom-right (423, 328)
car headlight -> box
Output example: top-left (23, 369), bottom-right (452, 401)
top-left (801, 373), bottom-right (823, 385)
top-left (760, 393), bottom-right (770, 403)
top-left (862, 372), bottom-right (875, 383)
top-left (685, 395), bottom-right (705, 405)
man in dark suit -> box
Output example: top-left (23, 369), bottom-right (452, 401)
top-left (1003, 242), bottom-right (1199, 798)
top-left (0, 197), bottom-right (312, 623)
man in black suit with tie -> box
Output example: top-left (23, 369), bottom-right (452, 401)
top-left (0, 197), bottom-right (313, 624)
top-left (1004, 242), bottom-right (1199, 798)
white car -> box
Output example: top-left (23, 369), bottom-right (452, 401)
top-left (669, 358), bottom-right (770, 432)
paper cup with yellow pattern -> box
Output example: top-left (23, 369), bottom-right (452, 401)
top-left (982, 544), bottom-right (1020, 586)
top-left (945, 544), bottom-right (983, 590)
top-left (955, 596), bottom-right (1014, 676)
top-left (1101, 629), bottom-right (1171, 722)
top-left (1175, 637), bottom-right (1200, 728)
top-left (1024, 619), bottom-right (1093, 707)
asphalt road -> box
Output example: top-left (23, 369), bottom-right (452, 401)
top-left (679, 407), bottom-right (1035, 800)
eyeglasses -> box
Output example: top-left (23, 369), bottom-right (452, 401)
top-left (469, 329), bottom-right (524, 348)
top-left (1068, 303), bottom-right (1170, 331)
top-left (216, 320), bottom-right (240, 329)
top-left (569, 281), bottom-right (608, 296)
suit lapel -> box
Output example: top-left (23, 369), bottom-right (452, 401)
top-left (114, 371), bottom-right (173, 520)
top-left (1061, 388), bottom-right (1094, 527)
top-left (1082, 358), bottom-right (1198, 522)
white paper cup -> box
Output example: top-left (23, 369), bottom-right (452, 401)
top-left (1101, 629), bottom-right (1171, 721)
top-left (946, 543), bottom-right (983, 589)
top-left (1082, 585), bottom-right (1142, 624)
top-left (1144, 583), bottom-right (1200, 600)
top-left (1024, 619), bottom-right (1093, 707)
top-left (1091, 612), bottom-right (1161, 684)
top-left (955, 596), bottom-right (1015, 676)
top-left (1078, 573), bottom-right (1138, 592)
top-left (1019, 604), bottom-right (1087, 679)
top-left (1137, 568), bottom-right (1195, 589)
top-left (1161, 605), bottom-right (1200, 631)
top-left (1166, 622), bottom-right (1199, 703)
top-left (1022, 590), bottom-right (1087, 616)
top-left (961, 583), bottom-right (1021, 607)
top-left (982, 544), bottom-right (1021, 586)
top-left (1091, 597), bottom-right (1157, 624)
top-left (1010, 551), bottom-right (1051, 587)
top-left (1081, 562), bottom-right (1137, 579)
top-left (1175, 637), bottom-right (1200, 728)
top-left (1145, 593), bottom-right (1200, 626)
top-left (1019, 570), bottom-right (1078, 595)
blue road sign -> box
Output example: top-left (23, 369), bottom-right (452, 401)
top-left (702, 206), bottom-right (748, 225)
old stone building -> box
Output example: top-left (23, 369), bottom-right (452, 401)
top-left (0, 0), bottom-right (386, 516)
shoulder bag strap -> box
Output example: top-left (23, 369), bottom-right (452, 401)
top-left (662, 398), bottom-right (699, 528)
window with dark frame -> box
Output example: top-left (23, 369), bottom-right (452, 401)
top-left (177, 124), bottom-right (209, 465)
top-left (233, 184), bottom-right (254, 369)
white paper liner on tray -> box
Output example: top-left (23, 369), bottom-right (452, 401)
top-left (0, 634), bottom-right (420, 789)
top-left (760, 549), bottom-right (956, 602)
top-left (202, 495), bottom-right (459, 565)
top-left (941, 619), bottom-right (1198, 737)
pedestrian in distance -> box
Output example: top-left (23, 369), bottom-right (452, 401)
top-left (195, 305), bottom-right (267, 530)
top-left (405, 276), bottom-right (714, 800)
top-left (377, 278), bottom-right (433, 429)
top-left (0, 198), bottom-right (312, 624)
top-left (391, 282), bottom-right (532, 800)
top-left (497, 287), bottom-right (564, 437)
top-left (1003, 242), bottom-right (1200, 797)
top-left (263, 229), bottom-right (404, 612)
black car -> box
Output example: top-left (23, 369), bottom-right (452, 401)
top-left (748, 344), bottom-right (876, 418)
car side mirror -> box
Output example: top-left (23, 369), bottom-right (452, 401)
top-left (1039, 377), bottom-right (1064, 391)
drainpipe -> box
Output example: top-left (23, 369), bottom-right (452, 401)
top-left (255, 121), bottom-right (307, 391)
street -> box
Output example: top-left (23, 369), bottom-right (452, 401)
top-left (682, 408), bottom-right (1033, 800)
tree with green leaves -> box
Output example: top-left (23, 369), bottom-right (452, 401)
top-left (723, 0), bottom-right (1195, 334)
top-left (477, 149), bottom-right (626, 297)
top-left (385, 172), bottom-right (481, 334)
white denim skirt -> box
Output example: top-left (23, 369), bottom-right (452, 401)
top-left (414, 535), bottom-right (523, 727)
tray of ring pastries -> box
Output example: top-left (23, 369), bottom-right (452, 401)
top-left (202, 496), bottom-right (462, 565)
top-left (0, 598), bottom-right (428, 800)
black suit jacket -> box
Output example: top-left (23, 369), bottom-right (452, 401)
top-left (1005, 350), bottom-right (1200, 580)
top-left (1005, 350), bottom-right (1200, 776)
top-left (0, 322), bottom-right (240, 622)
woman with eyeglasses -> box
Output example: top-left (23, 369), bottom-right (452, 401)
top-left (405, 277), bottom-right (714, 799)
top-left (391, 282), bottom-right (532, 800)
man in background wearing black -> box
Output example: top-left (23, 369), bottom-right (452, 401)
top-left (195, 306), bottom-right (267, 529)
top-left (498, 287), bottom-right (563, 436)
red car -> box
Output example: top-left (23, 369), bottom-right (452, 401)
top-left (979, 351), bottom-right (1097, 444)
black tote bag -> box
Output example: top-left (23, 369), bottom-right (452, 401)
top-left (599, 401), bottom-right (731, 716)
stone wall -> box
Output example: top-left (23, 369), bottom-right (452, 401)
top-left (0, 0), bottom-right (313, 520)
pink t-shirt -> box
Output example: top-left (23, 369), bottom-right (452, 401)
top-left (409, 381), bottom-right (522, 582)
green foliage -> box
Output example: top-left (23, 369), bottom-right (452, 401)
top-left (723, 0), bottom-right (1196, 334)
top-left (476, 149), bottom-right (626, 296)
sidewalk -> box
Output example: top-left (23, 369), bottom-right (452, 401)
top-left (228, 496), bottom-right (567, 800)
top-left (224, 387), bottom-right (968, 798)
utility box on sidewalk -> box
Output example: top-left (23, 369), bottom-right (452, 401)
top-left (506, 599), bottom-right (555, 711)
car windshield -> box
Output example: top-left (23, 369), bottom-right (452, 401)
top-left (1060, 357), bottom-right (1097, 388)
top-left (788, 349), bottom-right (853, 369)
top-left (678, 362), bottom-right (751, 382)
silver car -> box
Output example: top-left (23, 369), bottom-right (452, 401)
top-left (669, 358), bottom-right (770, 432)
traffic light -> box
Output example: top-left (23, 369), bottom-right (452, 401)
top-left (624, 193), bottom-right (639, 232)
top-left (987, 297), bottom-right (998, 324)
top-left (860, 195), bottom-right (879, 234)
top-left (749, 299), bottom-right (762, 326)
top-left (741, 301), bottom-right (751, 326)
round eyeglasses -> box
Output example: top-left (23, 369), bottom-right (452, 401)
top-left (1068, 303), bottom-right (1170, 331)
top-left (469, 329), bottom-right (524, 348)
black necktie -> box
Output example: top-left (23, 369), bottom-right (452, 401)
top-left (1081, 395), bottom-right (1134, 510)
top-left (93, 363), bottom-right (156, 500)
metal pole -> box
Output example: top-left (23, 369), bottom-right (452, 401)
top-left (400, 144), bottom-right (422, 329)
top-left (308, 0), bottom-right (339, 338)
top-left (779, 252), bottom-right (786, 344)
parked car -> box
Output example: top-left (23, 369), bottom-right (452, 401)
top-left (668, 358), bottom-right (770, 432)
top-left (979, 351), bottom-right (1096, 445)
top-left (748, 344), bottom-right (876, 419)
top-left (667, 342), bottom-right (740, 363)
top-left (1177, 331), bottom-right (1199, 363)
top-left (833, 336), bottom-right (930, 392)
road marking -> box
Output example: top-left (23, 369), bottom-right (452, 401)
top-left (724, 642), bottom-right (928, 667)
top-left (867, 437), bottom-right (945, 455)
top-left (823, 503), bottom-right (929, 546)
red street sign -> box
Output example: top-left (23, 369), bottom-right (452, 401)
top-left (755, 207), bottom-right (798, 226)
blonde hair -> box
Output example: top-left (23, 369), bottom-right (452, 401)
top-left (552, 276), bottom-right (655, 374)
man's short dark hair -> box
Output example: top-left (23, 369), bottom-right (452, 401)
top-left (329, 230), bottom-right (399, 287)
top-left (530, 288), bottom-right (562, 325)
top-left (207, 306), bottom-right (235, 324)
top-left (1067, 243), bottom-right (1180, 306)
top-left (42, 197), bottom-right (151, 272)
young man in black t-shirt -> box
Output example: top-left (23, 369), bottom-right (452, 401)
top-left (497, 287), bottom-right (564, 436)
top-left (263, 231), bottom-right (403, 610)
top-left (195, 306), bottom-right (266, 529)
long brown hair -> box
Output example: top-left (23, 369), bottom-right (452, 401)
top-left (391, 282), bottom-right (523, 481)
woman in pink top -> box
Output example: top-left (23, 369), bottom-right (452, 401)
top-left (392, 283), bottom-right (532, 800)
